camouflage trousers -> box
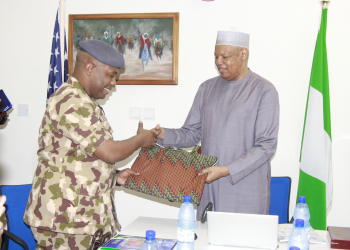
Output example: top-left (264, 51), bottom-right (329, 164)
top-left (31, 227), bottom-right (92, 250)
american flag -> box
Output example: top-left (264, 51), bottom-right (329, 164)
top-left (47, 8), bottom-right (68, 104)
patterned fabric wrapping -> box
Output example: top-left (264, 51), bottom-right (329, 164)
top-left (124, 144), bottom-right (218, 204)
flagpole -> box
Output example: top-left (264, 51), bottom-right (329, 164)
top-left (321, 0), bottom-right (332, 215)
top-left (60, 0), bottom-right (65, 81)
top-left (321, 0), bottom-right (330, 9)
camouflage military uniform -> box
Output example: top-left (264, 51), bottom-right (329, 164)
top-left (32, 227), bottom-right (92, 250)
top-left (24, 77), bottom-right (120, 243)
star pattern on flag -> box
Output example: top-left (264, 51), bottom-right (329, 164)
top-left (55, 32), bottom-right (59, 43)
top-left (54, 81), bottom-right (59, 91)
top-left (47, 82), bottom-right (52, 93)
top-left (54, 66), bottom-right (59, 76)
top-left (47, 7), bottom-right (69, 104)
top-left (54, 47), bottom-right (60, 58)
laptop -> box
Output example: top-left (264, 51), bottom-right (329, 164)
top-left (207, 211), bottom-right (279, 249)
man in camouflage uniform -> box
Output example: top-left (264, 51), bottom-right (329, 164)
top-left (24, 40), bottom-right (158, 249)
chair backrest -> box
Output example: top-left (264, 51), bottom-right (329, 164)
top-left (269, 176), bottom-right (291, 224)
top-left (1, 184), bottom-right (36, 250)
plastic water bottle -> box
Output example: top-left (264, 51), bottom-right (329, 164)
top-left (293, 196), bottom-right (311, 238)
top-left (289, 247), bottom-right (300, 250)
top-left (288, 219), bottom-right (309, 250)
top-left (140, 230), bottom-right (159, 250)
top-left (177, 196), bottom-right (195, 250)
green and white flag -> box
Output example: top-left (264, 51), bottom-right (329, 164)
top-left (297, 7), bottom-right (332, 230)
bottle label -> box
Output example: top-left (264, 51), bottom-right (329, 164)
top-left (177, 228), bottom-right (194, 242)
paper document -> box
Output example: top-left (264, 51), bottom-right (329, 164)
top-left (278, 224), bottom-right (326, 244)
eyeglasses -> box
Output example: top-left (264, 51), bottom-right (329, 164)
top-left (89, 228), bottom-right (112, 250)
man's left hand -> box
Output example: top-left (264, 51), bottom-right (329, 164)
top-left (116, 169), bottom-right (139, 186)
top-left (198, 166), bottom-right (230, 183)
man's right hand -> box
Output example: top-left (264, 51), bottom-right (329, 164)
top-left (151, 124), bottom-right (164, 140)
top-left (94, 121), bottom-right (160, 164)
top-left (137, 121), bottom-right (158, 148)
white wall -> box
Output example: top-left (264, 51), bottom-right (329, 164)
top-left (0, 0), bottom-right (349, 229)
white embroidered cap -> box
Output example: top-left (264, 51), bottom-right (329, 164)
top-left (216, 28), bottom-right (250, 49)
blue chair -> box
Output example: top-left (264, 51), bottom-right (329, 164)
top-left (269, 176), bottom-right (291, 224)
top-left (1, 184), bottom-right (36, 250)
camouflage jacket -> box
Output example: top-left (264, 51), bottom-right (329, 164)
top-left (24, 77), bottom-right (120, 235)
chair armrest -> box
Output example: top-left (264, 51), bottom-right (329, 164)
top-left (1, 230), bottom-right (29, 250)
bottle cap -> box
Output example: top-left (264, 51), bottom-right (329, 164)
top-left (298, 196), bottom-right (306, 203)
top-left (145, 230), bottom-right (156, 240)
top-left (289, 247), bottom-right (300, 250)
top-left (184, 196), bottom-right (191, 203)
top-left (295, 219), bottom-right (304, 228)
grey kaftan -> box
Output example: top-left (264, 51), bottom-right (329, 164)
top-left (158, 70), bottom-right (280, 221)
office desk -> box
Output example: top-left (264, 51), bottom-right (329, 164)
top-left (120, 216), bottom-right (330, 250)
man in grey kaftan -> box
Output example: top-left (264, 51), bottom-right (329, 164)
top-left (154, 29), bottom-right (279, 221)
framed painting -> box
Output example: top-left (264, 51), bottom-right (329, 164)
top-left (68, 13), bottom-right (179, 85)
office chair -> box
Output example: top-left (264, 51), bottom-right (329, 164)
top-left (0, 184), bottom-right (36, 250)
top-left (269, 176), bottom-right (291, 224)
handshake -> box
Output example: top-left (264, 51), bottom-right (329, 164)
top-left (136, 122), bottom-right (164, 148)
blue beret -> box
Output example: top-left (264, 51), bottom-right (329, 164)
top-left (79, 40), bottom-right (125, 68)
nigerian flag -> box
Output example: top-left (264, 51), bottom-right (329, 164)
top-left (297, 7), bottom-right (332, 230)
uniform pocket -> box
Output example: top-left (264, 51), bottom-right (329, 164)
top-left (73, 181), bottom-right (108, 226)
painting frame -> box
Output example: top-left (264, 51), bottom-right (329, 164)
top-left (68, 13), bottom-right (179, 85)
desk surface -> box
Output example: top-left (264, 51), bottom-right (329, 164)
top-left (120, 216), bottom-right (330, 250)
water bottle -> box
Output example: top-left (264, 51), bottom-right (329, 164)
top-left (293, 196), bottom-right (311, 238)
top-left (288, 219), bottom-right (309, 250)
top-left (289, 247), bottom-right (300, 250)
top-left (140, 230), bottom-right (159, 250)
top-left (177, 196), bottom-right (195, 250)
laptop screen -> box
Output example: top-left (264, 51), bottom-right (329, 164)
top-left (207, 211), bottom-right (278, 249)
